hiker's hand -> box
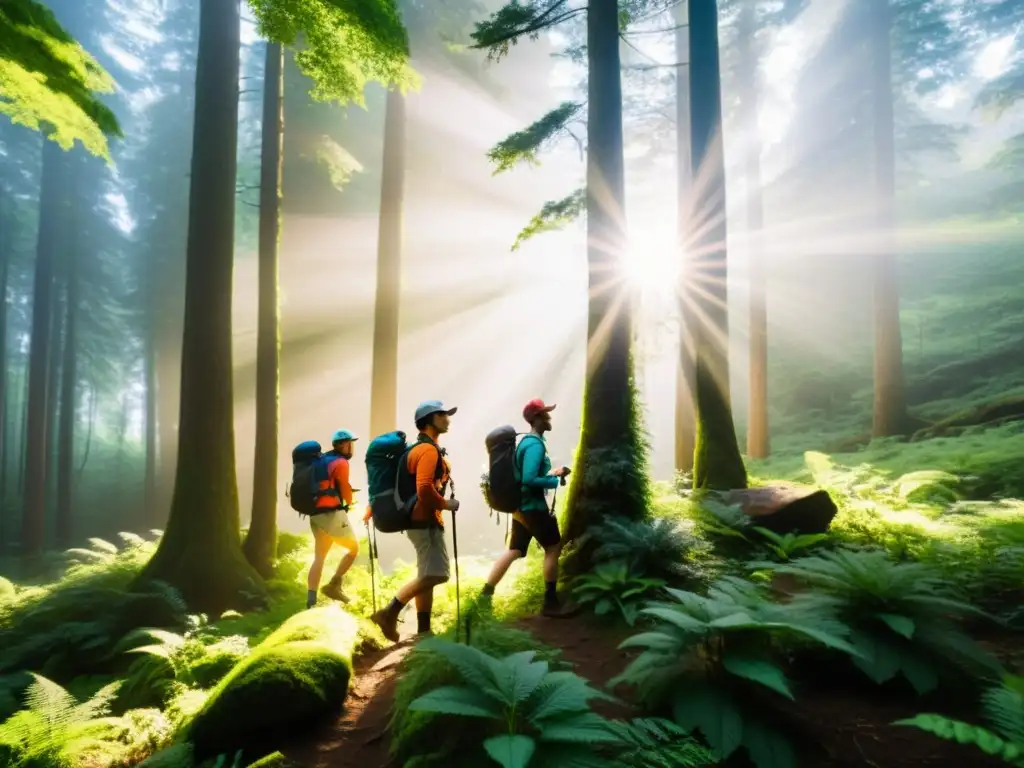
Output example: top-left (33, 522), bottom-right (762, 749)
top-left (362, 505), bottom-right (372, 523)
top-left (553, 466), bottom-right (570, 478)
top-left (446, 498), bottom-right (461, 512)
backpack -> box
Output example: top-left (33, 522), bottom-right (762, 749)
top-left (482, 427), bottom-right (544, 513)
top-left (288, 440), bottom-right (340, 517)
top-left (365, 431), bottom-right (447, 533)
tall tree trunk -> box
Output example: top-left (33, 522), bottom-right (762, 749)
top-left (739, 3), bottom-right (769, 460)
top-left (243, 41), bottom-right (284, 578)
top-left (78, 381), bottom-right (96, 478)
top-left (56, 217), bottom-right (80, 548)
top-left (136, 0), bottom-right (264, 612)
top-left (17, 365), bottom-right (28, 497)
top-left (673, 4), bottom-right (695, 475)
top-left (563, 0), bottom-right (648, 549)
top-left (688, 0), bottom-right (747, 490)
top-left (21, 140), bottom-right (64, 555)
top-left (144, 328), bottom-right (157, 514)
top-left (155, 312), bottom-right (181, 516)
top-left (0, 195), bottom-right (8, 549)
top-left (869, 0), bottom-right (907, 437)
top-left (369, 88), bottom-right (406, 439)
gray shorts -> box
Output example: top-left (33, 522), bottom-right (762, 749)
top-left (407, 527), bottom-right (450, 581)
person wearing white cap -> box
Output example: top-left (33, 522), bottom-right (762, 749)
top-left (371, 401), bottom-right (460, 641)
top-left (306, 428), bottom-right (359, 609)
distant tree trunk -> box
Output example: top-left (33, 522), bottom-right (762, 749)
top-left (243, 40), bottom-right (284, 578)
top-left (673, 4), bottom-right (695, 475)
top-left (143, 331), bottom-right (157, 513)
top-left (0, 195), bottom-right (10, 510)
top-left (155, 306), bottom-right (181, 516)
top-left (369, 88), bottom-right (406, 439)
top-left (563, 0), bottom-right (648, 549)
top-left (46, 270), bottom-right (65, 513)
top-left (56, 223), bottom-right (80, 548)
top-left (738, 3), bottom-right (769, 460)
top-left (17, 366), bottom-right (28, 496)
top-left (688, 0), bottom-right (747, 491)
top-left (136, 0), bottom-right (265, 612)
top-left (78, 381), bottom-right (95, 478)
top-left (21, 140), bottom-right (64, 556)
top-left (869, 0), bottom-right (908, 437)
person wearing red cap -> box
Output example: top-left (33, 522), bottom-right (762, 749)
top-left (480, 399), bottom-right (577, 617)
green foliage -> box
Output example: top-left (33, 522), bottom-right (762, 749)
top-left (488, 102), bottom-right (583, 174)
top-left (602, 718), bottom-right (715, 767)
top-left (247, 0), bottom-right (418, 105)
top-left (575, 516), bottom-right (712, 584)
top-left (471, 0), bottom-right (583, 61)
top-left (0, 0), bottom-right (121, 158)
top-left (896, 674), bottom-right (1024, 764)
top-left (612, 577), bottom-right (856, 768)
top-left (571, 561), bottom-right (666, 626)
top-left (750, 528), bottom-right (829, 562)
top-left (511, 189), bottom-right (586, 251)
top-left (186, 606), bottom-right (358, 760)
top-left (754, 549), bottom-right (1001, 694)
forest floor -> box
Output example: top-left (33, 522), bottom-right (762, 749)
top-left (284, 615), bottom-right (1023, 768)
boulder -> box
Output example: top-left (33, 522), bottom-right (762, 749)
top-left (727, 485), bottom-right (838, 535)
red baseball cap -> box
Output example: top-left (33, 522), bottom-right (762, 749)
top-left (523, 399), bottom-right (556, 423)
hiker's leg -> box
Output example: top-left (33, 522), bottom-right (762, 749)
top-left (525, 511), bottom-right (571, 615)
top-left (483, 517), bottom-right (529, 593)
top-left (374, 528), bottom-right (448, 640)
top-left (307, 526), bottom-right (334, 607)
top-left (330, 534), bottom-right (359, 583)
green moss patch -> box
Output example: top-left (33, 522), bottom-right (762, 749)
top-left (186, 606), bottom-right (358, 760)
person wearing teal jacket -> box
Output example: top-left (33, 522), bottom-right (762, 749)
top-left (481, 399), bottom-right (578, 618)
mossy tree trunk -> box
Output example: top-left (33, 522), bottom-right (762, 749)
top-left (369, 87), bottom-right (406, 439)
top-left (738, 2), bottom-right (769, 460)
top-left (673, 3), bottom-right (695, 475)
top-left (136, 0), bottom-right (265, 613)
top-left (243, 40), bottom-right (284, 578)
top-left (563, 0), bottom-right (649, 549)
top-left (56, 170), bottom-right (81, 549)
top-left (688, 0), bottom-right (747, 491)
top-left (21, 139), bottom-right (63, 556)
top-left (869, 0), bottom-right (908, 438)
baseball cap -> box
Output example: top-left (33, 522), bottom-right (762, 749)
top-left (523, 399), bottom-right (556, 423)
top-left (331, 429), bottom-right (357, 443)
top-left (414, 400), bottom-right (458, 423)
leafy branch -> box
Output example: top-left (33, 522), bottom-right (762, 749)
top-left (471, 0), bottom-right (584, 61)
top-left (488, 101), bottom-right (584, 174)
top-left (512, 188), bottom-right (586, 251)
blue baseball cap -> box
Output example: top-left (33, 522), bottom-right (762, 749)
top-left (414, 401), bottom-right (457, 423)
top-left (331, 429), bottom-right (358, 443)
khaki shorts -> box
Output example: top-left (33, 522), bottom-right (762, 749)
top-left (310, 509), bottom-right (355, 542)
top-left (407, 527), bottom-right (450, 581)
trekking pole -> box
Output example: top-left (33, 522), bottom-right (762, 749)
top-left (449, 479), bottom-right (461, 643)
top-left (366, 519), bottom-right (377, 614)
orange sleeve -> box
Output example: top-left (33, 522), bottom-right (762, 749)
top-left (331, 458), bottom-right (353, 506)
top-left (412, 445), bottom-right (446, 512)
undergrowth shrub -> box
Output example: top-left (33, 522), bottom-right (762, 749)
top-left (570, 561), bottom-right (666, 626)
top-left (612, 576), bottom-right (856, 768)
top-left (755, 548), bottom-right (1002, 693)
top-left (575, 516), bottom-right (712, 584)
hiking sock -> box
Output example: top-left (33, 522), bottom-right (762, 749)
top-left (417, 611), bottom-right (431, 634)
top-left (306, 589), bottom-right (317, 609)
top-left (385, 596), bottom-right (404, 620)
top-left (544, 581), bottom-right (558, 606)
top-left (481, 583), bottom-right (496, 596)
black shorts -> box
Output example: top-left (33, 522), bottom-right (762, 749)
top-left (508, 509), bottom-right (561, 554)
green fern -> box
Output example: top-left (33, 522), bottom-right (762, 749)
top-left (895, 674), bottom-right (1024, 764)
top-left (571, 561), bottom-right (666, 626)
top-left (750, 528), bottom-right (829, 562)
top-left (408, 638), bottom-right (623, 766)
top-left (752, 548), bottom-right (1001, 693)
top-left (611, 577), bottom-right (856, 768)
top-left (603, 718), bottom-right (715, 766)
top-left (576, 517), bottom-right (712, 584)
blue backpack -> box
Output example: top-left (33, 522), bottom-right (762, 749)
top-left (365, 431), bottom-right (445, 533)
top-left (289, 441), bottom-right (340, 517)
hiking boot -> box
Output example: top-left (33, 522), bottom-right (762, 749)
top-left (320, 580), bottom-right (350, 604)
top-left (542, 599), bottom-right (583, 619)
top-left (371, 608), bottom-right (401, 643)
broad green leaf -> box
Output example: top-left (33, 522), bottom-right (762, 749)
top-left (484, 734), bottom-right (536, 768)
top-left (672, 685), bottom-right (744, 758)
top-left (876, 613), bottom-right (915, 639)
top-left (899, 653), bottom-right (939, 696)
top-left (498, 652), bottom-right (550, 705)
top-left (742, 718), bottom-right (797, 768)
top-left (417, 638), bottom-right (507, 700)
top-left (618, 631), bottom-right (679, 652)
top-left (708, 612), bottom-right (757, 629)
top-left (722, 654), bottom-right (794, 700)
top-left (408, 685), bottom-right (502, 718)
top-left (639, 607), bottom-right (707, 633)
top-left (850, 630), bottom-right (902, 685)
top-left (540, 711), bottom-right (621, 745)
top-left (594, 598), bottom-right (613, 616)
top-left (528, 673), bottom-right (618, 727)
top-left (895, 714), bottom-right (1014, 756)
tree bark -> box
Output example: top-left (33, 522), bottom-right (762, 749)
top-left (688, 0), bottom-right (747, 491)
top-left (0, 194), bottom-right (9, 514)
top-left (738, 3), bottom-right (769, 460)
top-left (136, 0), bottom-right (265, 612)
top-left (673, 4), bottom-right (695, 475)
top-left (144, 325), bottom-right (157, 514)
top-left (563, 0), bottom-right (648, 549)
top-left (243, 41), bottom-right (284, 578)
top-left (369, 88), bottom-right (406, 439)
top-left (869, 0), bottom-right (908, 437)
top-left (21, 139), bottom-right (64, 556)
top-left (56, 200), bottom-right (80, 548)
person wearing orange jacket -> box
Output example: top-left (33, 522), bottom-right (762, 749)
top-left (306, 429), bottom-right (359, 609)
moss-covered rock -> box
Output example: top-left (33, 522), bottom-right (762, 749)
top-left (247, 751), bottom-right (300, 768)
top-left (187, 606), bottom-right (358, 760)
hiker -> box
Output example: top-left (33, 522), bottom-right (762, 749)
top-left (371, 401), bottom-right (460, 641)
top-left (481, 399), bottom-right (577, 617)
top-left (306, 429), bottom-right (359, 609)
